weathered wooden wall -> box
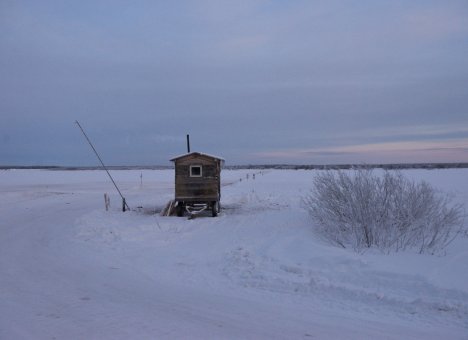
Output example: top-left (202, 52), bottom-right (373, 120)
top-left (174, 154), bottom-right (221, 202)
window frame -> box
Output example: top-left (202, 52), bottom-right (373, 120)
top-left (190, 165), bottom-right (203, 177)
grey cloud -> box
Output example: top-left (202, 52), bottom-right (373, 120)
top-left (1, 1), bottom-right (467, 165)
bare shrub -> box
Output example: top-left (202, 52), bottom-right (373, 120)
top-left (303, 169), bottom-right (464, 254)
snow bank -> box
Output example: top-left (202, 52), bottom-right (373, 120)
top-left (1, 168), bottom-right (467, 339)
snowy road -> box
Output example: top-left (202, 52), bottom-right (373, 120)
top-left (1, 169), bottom-right (467, 339)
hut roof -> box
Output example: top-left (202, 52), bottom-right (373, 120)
top-left (170, 152), bottom-right (225, 163)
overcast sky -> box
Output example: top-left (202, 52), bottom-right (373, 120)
top-left (1, 0), bottom-right (467, 166)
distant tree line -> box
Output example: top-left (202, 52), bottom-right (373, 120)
top-left (1, 163), bottom-right (468, 171)
top-left (225, 163), bottom-right (468, 170)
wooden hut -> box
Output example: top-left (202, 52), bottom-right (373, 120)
top-left (170, 152), bottom-right (224, 217)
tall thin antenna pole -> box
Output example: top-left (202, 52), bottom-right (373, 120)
top-left (75, 120), bottom-right (130, 211)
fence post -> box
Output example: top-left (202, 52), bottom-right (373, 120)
top-left (104, 193), bottom-right (110, 211)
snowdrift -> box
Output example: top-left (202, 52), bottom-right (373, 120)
top-left (1, 169), bottom-right (467, 339)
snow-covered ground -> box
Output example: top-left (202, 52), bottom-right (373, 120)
top-left (1, 168), bottom-right (467, 339)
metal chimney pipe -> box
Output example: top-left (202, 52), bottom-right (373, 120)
top-left (186, 134), bottom-right (190, 153)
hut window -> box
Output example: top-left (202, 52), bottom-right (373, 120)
top-left (190, 165), bottom-right (202, 177)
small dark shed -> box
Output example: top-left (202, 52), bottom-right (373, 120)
top-left (170, 152), bottom-right (224, 217)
